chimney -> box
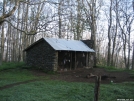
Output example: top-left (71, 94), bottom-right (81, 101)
top-left (81, 40), bottom-right (94, 49)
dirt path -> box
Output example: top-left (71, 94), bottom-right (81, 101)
top-left (0, 79), bottom-right (38, 90)
top-left (32, 68), bottom-right (134, 84)
top-left (0, 68), bottom-right (134, 90)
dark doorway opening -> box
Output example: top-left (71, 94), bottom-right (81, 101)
top-left (58, 51), bottom-right (71, 71)
top-left (58, 51), bottom-right (87, 71)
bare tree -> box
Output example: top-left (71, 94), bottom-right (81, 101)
top-left (117, 0), bottom-right (134, 69)
top-left (0, 0), bottom-right (48, 63)
top-left (132, 42), bottom-right (134, 69)
top-left (106, 0), bottom-right (113, 66)
top-left (58, 0), bottom-right (63, 38)
top-left (76, 0), bottom-right (82, 40)
top-left (110, 0), bottom-right (119, 66)
top-left (83, 0), bottom-right (103, 66)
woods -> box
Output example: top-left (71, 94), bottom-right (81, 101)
top-left (0, 0), bottom-right (134, 69)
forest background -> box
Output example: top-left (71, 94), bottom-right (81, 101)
top-left (0, 0), bottom-right (134, 69)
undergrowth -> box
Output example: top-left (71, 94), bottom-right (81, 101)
top-left (96, 65), bottom-right (126, 71)
top-left (0, 62), bottom-right (25, 71)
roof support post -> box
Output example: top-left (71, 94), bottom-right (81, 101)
top-left (75, 52), bottom-right (76, 69)
top-left (86, 52), bottom-right (89, 67)
top-left (53, 52), bottom-right (58, 71)
top-left (70, 52), bottom-right (72, 70)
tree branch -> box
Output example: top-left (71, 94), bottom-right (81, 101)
top-left (4, 19), bottom-right (37, 35)
top-left (0, 1), bottom-right (20, 25)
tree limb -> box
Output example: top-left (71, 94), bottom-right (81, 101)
top-left (0, 1), bottom-right (20, 25)
top-left (4, 19), bottom-right (37, 35)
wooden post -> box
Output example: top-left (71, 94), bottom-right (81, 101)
top-left (75, 52), bottom-right (76, 69)
top-left (86, 52), bottom-right (88, 67)
top-left (94, 76), bottom-right (101, 101)
top-left (52, 52), bottom-right (58, 71)
top-left (88, 53), bottom-right (90, 68)
top-left (70, 52), bottom-right (72, 70)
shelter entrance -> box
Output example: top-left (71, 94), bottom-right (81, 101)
top-left (58, 51), bottom-right (88, 71)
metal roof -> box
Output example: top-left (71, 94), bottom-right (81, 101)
top-left (44, 38), bottom-right (95, 52)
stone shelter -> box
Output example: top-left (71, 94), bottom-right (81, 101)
top-left (24, 38), bottom-right (95, 71)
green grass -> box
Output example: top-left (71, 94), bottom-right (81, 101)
top-left (97, 65), bottom-right (134, 77)
top-left (0, 80), bottom-right (94, 101)
top-left (97, 65), bottom-right (127, 71)
top-left (0, 69), bottom-right (37, 87)
top-left (100, 83), bottom-right (134, 101)
top-left (0, 62), bottom-right (32, 87)
top-left (0, 62), bottom-right (25, 71)
top-left (0, 80), bottom-right (134, 101)
top-left (0, 62), bottom-right (134, 101)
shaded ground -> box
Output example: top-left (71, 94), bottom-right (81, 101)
top-left (32, 68), bottom-right (134, 84)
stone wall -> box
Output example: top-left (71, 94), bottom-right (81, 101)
top-left (25, 40), bottom-right (57, 71)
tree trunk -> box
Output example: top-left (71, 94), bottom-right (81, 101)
top-left (132, 42), bottom-right (134, 69)
top-left (0, 26), bottom-right (2, 65)
top-left (58, 0), bottom-right (62, 38)
top-left (111, 26), bottom-right (117, 66)
top-left (127, 32), bottom-right (131, 69)
top-left (111, 0), bottom-right (118, 66)
top-left (0, 0), bottom-right (6, 64)
top-left (5, 22), bottom-right (11, 62)
top-left (91, 0), bottom-right (97, 67)
top-left (122, 33), bottom-right (127, 68)
top-left (1, 23), bottom-right (4, 62)
top-left (16, 4), bottom-right (21, 62)
top-left (0, 49), bottom-right (2, 65)
top-left (107, 0), bottom-right (112, 66)
top-left (76, 0), bottom-right (81, 40)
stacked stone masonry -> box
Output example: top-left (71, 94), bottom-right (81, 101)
top-left (26, 40), bottom-right (57, 71)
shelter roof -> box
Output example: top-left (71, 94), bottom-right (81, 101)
top-left (24, 38), bottom-right (95, 52)
top-left (44, 38), bottom-right (95, 52)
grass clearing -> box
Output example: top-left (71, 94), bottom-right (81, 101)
top-left (0, 80), bottom-right (134, 101)
top-left (96, 65), bottom-right (134, 72)
top-left (0, 62), bottom-right (134, 101)
top-left (0, 69), bottom-right (37, 87)
top-left (100, 82), bottom-right (134, 101)
top-left (0, 62), bottom-right (25, 71)
top-left (96, 65), bottom-right (123, 71)
top-left (0, 62), bottom-right (38, 86)
top-left (0, 80), bottom-right (94, 101)
top-left (97, 65), bottom-right (134, 81)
